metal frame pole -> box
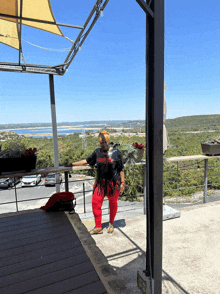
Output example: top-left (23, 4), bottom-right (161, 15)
top-left (65, 171), bottom-right (69, 192)
top-left (83, 182), bottom-right (86, 213)
top-left (49, 74), bottom-right (60, 193)
top-left (143, 164), bottom-right (146, 215)
top-left (136, 1), bottom-right (164, 293)
top-left (146, 1), bottom-right (164, 293)
top-left (203, 159), bottom-right (208, 203)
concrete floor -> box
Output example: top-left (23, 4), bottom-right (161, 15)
top-left (79, 200), bottom-right (220, 294)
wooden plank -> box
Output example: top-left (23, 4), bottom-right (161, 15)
top-left (0, 260), bottom-right (94, 292)
top-left (24, 270), bottom-right (100, 294)
top-left (0, 211), bottom-right (65, 225)
top-left (0, 211), bottom-right (64, 225)
top-left (0, 217), bottom-right (68, 236)
top-left (68, 281), bottom-right (108, 294)
top-left (0, 223), bottom-right (76, 249)
top-left (0, 246), bottom-right (89, 277)
top-left (0, 216), bottom-right (66, 232)
top-left (0, 234), bottom-right (81, 259)
top-left (0, 211), bottom-right (108, 294)
top-left (1, 240), bottom-right (83, 267)
top-left (1, 259), bottom-right (92, 288)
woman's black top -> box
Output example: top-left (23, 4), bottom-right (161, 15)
top-left (86, 147), bottom-right (124, 196)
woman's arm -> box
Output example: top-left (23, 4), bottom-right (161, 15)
top-left (65, 159), bottom-right (87, 167)
top-left (120, 170), bottom-right (125, 195)
top-left (120, 170), bottom-right (125, 182)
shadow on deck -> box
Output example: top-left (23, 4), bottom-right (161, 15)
top-left (0, 210), bottom-right (109, 294)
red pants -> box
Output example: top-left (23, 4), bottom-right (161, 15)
top-left (92, 181), bottom-right (119, 228)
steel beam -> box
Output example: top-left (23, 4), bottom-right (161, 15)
top-left (0, 64), bottom-right (64, 75)
top-left (146, 0), bottom-right (164, 293)
top-left (64, 0), bottom-right (110, 71)
top-left (137, 1), bottom-right (164, 294)
top-left (136, 0), bottom-right (154, 18)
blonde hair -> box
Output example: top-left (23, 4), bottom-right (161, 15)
top-left (98, 130), bottom-right (110, 144)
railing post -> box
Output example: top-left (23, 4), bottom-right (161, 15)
top-left (14, 177), bottom-right (18, 212)
top-left (83, 182), bottom-right (86, 213)
top-left (176, 161), bottom-right (179, 203)
top-left (64, 171), bottom-right (69, 192)
top-left (203, 159), bottom-right (208, 203)
top-left (143, 164), bottom-right (146, 215)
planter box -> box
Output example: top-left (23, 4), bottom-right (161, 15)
top-left (201, 143), bottom-right (220, 156)
top-left (0, 155), bottom-right (37, 174)
top-left (121, 148), bottom-right (144, 163)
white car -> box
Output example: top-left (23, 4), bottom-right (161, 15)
top-left (21, 175), bottom-right (41, 187)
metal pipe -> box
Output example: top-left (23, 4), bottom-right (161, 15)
top-left (203, 159), bottom-right (208, 203)
top-left (18, 0), bottom-right (23, 65)
top-left (64, 0), bottom-right (110, 70)
top-left (63, 0), bottom-right (100, 65)
top-left (49, 74), bottom-right (60, 193)
top-left (0, 13), bottom-right (83, 29)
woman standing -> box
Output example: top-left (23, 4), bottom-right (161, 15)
top-left (66, 130), bottom-right (125, 234)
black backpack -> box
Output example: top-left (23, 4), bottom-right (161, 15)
top-left (47, 198), bottom-right (76, 214)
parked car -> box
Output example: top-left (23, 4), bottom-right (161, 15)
top-left (21, 175), bottom-right (41, 187)
top-left (45, 173), bottom-right (62, 186)
top-left (0, 177), bottom-right (20, 189)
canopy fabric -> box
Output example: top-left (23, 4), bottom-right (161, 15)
top-left (0, 19), bottom-right (19, 49)
top-left (0, 0), bottom-right (63, 50)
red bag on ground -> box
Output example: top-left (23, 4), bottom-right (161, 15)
top-left (40, 192), bottom-right (75, 211)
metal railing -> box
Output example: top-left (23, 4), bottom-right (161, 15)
top-left (163, 155), bottom-right (220, 204)
top-left (1, 154), bottom-right (220, 215)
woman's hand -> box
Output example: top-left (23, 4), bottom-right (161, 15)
top-left (120, 183), bottom-right (125, 195)
top-left (65, 163), bottom-right (73, 167)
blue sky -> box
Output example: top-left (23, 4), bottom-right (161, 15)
top-left (0, 0), bottom-right (220, 124)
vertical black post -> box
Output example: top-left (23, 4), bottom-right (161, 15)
top-left (145, 1), bottom-right (164, 293)
top-left (203, 159), bottom-right (208, 203)
top-left (14, 178), bottom-right (18, 212)
top-left (83, 182), bottom-right (86, 213)
top-left (65, 171), bottom-right (69, 192)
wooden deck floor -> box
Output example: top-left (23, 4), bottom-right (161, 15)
top-left (0, 210), bottom-right (107, 294)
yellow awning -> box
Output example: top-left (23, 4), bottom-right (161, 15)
top-left (0, 0), bottom-right (63, 50)
top-left (0, 19), bottom-right (19, 49)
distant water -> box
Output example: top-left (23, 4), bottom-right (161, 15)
top-left (8, 128), bottom-right (98, 138)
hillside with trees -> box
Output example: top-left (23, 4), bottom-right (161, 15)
top-left (165, 114), bottom-right (220, 131)
top-left (1, 114), bottom-right (220, 201)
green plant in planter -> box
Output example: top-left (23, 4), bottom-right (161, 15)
top-left (0, 141), bottom-right (38, 173)
top-left (120, 144), bottom-right (138, 166)
top-left (0, 142), bottom-right (26, 158)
